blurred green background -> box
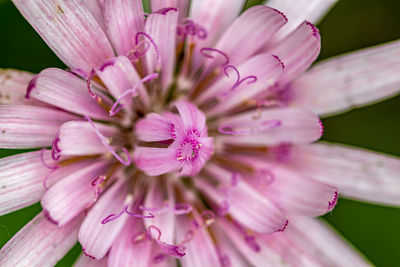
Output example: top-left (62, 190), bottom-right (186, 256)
top-left (0, 0), bottom-right (399, 266)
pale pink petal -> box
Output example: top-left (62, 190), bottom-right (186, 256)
top-left (104, 0), bottom-right (144, 56)
top-left (0, 213), bottom-right (83, 266)
top-left (29, 68), bottom-right (109, 119)
top-left (0, 69), bottom-right (43, 106)
top-left (175, 100), bottom-right (206, 132)
top-left (74, 254), bottom-right (108, 267)
top-left (266, 0), bottom-right (338, 42)
top-left (176, 213), bottom-right (221, 267)
top-left (214, 6), bottom-right (287, 66)
top-left (58, 121), bottom-right (119, 156)
top-left (188, 0), bottom-right (245, 69)
top-left (96, 56), bottom-right (148, 112)
top-left (269, 21), bottom-right (321, 84)
top-left (135, 113), bottom-right (177, 142)
top-left (143, 181), bottom-right (175, 244)
top-left (0, 105), bottom-right (76, 148)
top-left (108, 219), bottom-right (153, 267)
top-left (198, 164), bottom-right (288, 234)
top-left (214, 107), bottom-right (322, 146)
top-left (290, 142), bottom-right (400, 206)
top-left (204, 54), bottom-right (284, 115)
top-left (290, 39), bottom-right (400, 117)
top-left (41, 160), bottom-right (110, 226)
top-left (145, 9), bottom-right (178, 93)
top-left (133, 147), bottom-right (181, 176)
top-left (82, 0), bottom-right (106, 30)
top-left (285, 216), bottom-right (371, 266)
top-left (79, 178), bottom-right (129, 259)
top-left (151, 0), bottom-right (189, 20)
top-left (12, 0), bottom-right (114, 74)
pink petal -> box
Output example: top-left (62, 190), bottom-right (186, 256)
top-left (96, 56), bottom-right (148, 112)
top-left (290, 39), bottom-right (400, 117)
top-left (108, 219), bottom-right (153, 267)
top-left (214, 6), bottom-right (287, 66)
top-left (0, 105), bottom-right (76, 148)
top-left (266, 0), bottom-right (338, 42)
top-left (29, 68), bottom-right (109, 119)
top-left (104, 0), bottom-right (145, 56)
top-left (0, 212), bottom-right (83, 266)
top-left (135, 113), bottom-right (177, 142)
top-left (151, 0), bottom-right (189, 20)
top-left (0, 69), bottom-right (43, 106)
top-left (58, 121), bottom-right (119, 156)
top-left (284, 216), bottom-right (371, 266)
top-left (82, 0), bottom-right (106, 30)
top-left (175, 100), bottom-right (206, 132)
top-left (176, 212), bottom-right (221, 267)
top-left (74, 254), bottom-right (108, 267)
top-left (203, 54), bottom-right (284, 115)
top-left (290, 142), bottom-right (400, 206)
top-left (78, 178), bottom-right (129, 259)
top-left (41, 160), bottom-right (110, 226)
top-left (214, 107), bottom-right (322, 146)
top-left (269, 21), bottom-right (321, 85)
top-left (144, 9), bottom-right (178, 93)
top-left (133, 146), bottom-right (181, 176)
top-left (198, 164), bottom-right (288, 234)
top-left (12, 0), bottom-right (114, 74)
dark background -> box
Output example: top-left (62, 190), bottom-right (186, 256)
top-left (0, 0), bottom-right (399, 266)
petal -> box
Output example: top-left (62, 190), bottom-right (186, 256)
top-left (203, 54), bottom-right (284, 116)
top-left (290, 142), bottom-right (400, 206)
top-left (82, 0), bottom-right (106, 30)
top-left (74, 254), bottom-right (108, 267)
top-left (108, 219), bottom-right (153, 267)
top-left (0, 69), bottom-right (42, 106)
top-left (144, 9), bottom-right (178, 93)
top-left (12, 0), bottom-right (114, 74)
top-left (175, 100), bottom-right (206, 132)
top-left (198, 164), bottom-right (288, 234)
top-left (41, 160), bottom-right (110, 226)
top-left (135, 113), bottom-right (176, 142)
top-left (214, 6), bottom-right (287, 66)
top-left (176, 213), bottom-right (221, 267)
top-left (214, 107), bottom-right (322, 146)
top-left (78, 178), bottom-right (129, 259)
top-left (0, 150), bottom-right (81, 215)
top-left (104, 0), bottom-right (144, 55)
top-left (151, 0), bottom-right (189, 20)
top-left (266, 0), bottom-right (338, 41)
top-left (269, 21), bottom-right (321, 84)
top-left (96, 56), bottom-right (148, 111)
top-left (29, 68), bottom-right (109, 119)
top-left (0, 212), bottom-right (83, 266)
top-left (284, 216), bottom-right (371, 266)
top-left (58, 121), bottom-right (119, 157)
top-left (133, 147), bottom-right (180, 176)
top-left (289, 39), bottom-right (400, 117)
top-left (0, 105), bottom-right (76, 148)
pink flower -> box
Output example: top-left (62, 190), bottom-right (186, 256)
top-left (0, 0), bottom-right (399, 266)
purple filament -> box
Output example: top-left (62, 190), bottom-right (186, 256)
top-left (91, 175), bottom-right (105, 201)
top-left (25, 74), bottom-right (38, 99)
top-left (40, 148), bottom-right (58, 170)
top-left (86, 69), bottom-right (101, 102)
top-left (221, 65), bottom-right (258, 97)
top-left (84, 115), bottom-right (132, 165)
top-left (155, 7), bottom-right (178, 15)
top-left (109, 73), bottom-right (159, 116)
top-left (218, 120), bottom-right (282, 135)
top-left (127, 40), bottom-right (150, 62)
top-left (174, 203), bottom-right (193, 215)
top-left (200, 47), bottom-right (230, 66)
top-left (136, 32), bottom-right (161, 68)
top-left (178, 19), bottom-right (208, 40)
top-left (51, 133), bottom-right (61, 161)
top-left (101, 205), bottom-right (155, 224)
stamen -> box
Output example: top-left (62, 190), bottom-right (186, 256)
top-left (51, 132), bottom-right (61, 161)
top-left (84, 115), bottom-right (132, 165)
top-left (177, 19), bottom-right (208, 40)
top-left (174, 203), bottom-right (193, 214)
top-left (148, 225), bottom-right (162, 240)
top-left (200, 48), bottom-right (230, 66)
top-left (127, 40), bottom-right (150, 62)
top-left (155, 7), bottom-right (178, 15)
top-left (201, 210), bottom-right (215, 226)
top-left (91, 175), bottom-right (106, 201)
top-left (109, 73), bottom-right (159, 116)
top-left (101, 205), bottom-right (155, 224)
top-left (86, 69), bottom-right (101, 102)
top-left (131, 231), bottom-right (149, 244)
top-left (40, 148), bottom-right (59, 190)
top-left (218, 120), bottom-right (282, 135)
top-left (221, 65), bottom-right (257, 97)
top-left (148, 225), bottom-right (186, 258)
top-left (136, 32), bottom-right (161, 68)
top-left (25, 74), bottom-right (39, 99)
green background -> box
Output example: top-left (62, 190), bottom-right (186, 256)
top-left (0, 0), bottom-right (399, 266)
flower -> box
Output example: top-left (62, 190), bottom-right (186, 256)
top-left (0, 0), bottom-right (399, 266)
